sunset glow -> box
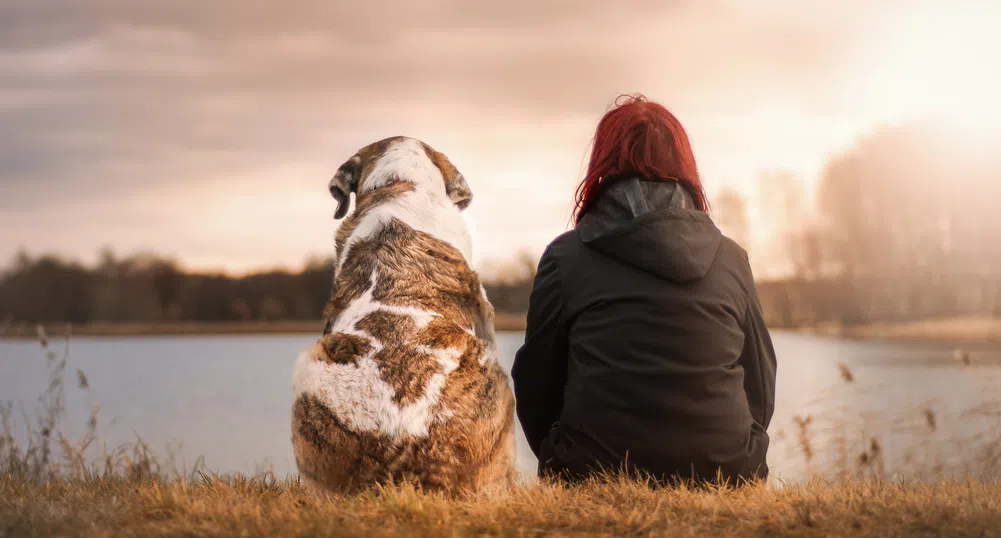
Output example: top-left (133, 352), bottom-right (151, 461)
top-left (1, 1), bottom-right (999, 278)
top-left (846, 4), bottom-right (1001, 130)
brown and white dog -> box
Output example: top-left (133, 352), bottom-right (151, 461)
top-left (291, 136), bottom-right (516, 495)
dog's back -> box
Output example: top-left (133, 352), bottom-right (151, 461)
top-left (291, 137), bottom-right (515, 494)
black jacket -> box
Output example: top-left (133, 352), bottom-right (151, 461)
top-left (511, 176), bottom-right (777, 485)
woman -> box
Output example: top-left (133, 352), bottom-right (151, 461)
top-left (511, 94), bottom-right (777, 486)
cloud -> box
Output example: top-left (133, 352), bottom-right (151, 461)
top-left (0, 0), bottom-right (927, 270)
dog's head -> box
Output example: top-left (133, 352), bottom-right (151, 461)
top-left (328, 136), bottom-right (472, 220)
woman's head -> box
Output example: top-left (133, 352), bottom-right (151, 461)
top-left (572, 94), bottom-right (708, 225)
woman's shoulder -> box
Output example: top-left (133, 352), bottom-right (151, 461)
top-left (714, 235), bottom-right (757, 291)
top-left (550, 229), bottom-right (578, 248)
top-left (539, 230), bottom-right (584, 262)
top-left (717, 235), bottom-right (750, 265)
top-left (525, 231), bottom-right (581, 282)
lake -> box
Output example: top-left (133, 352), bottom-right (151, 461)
top-left (3, 331), bottom-right (1001, 482)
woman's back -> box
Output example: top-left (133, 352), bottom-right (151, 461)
top-left (511, 95), bottom-right (777, 486)
top-left (513, 177), bottom-right (774, 484)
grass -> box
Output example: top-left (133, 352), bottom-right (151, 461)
top-left (6, 473), bottom-right (1001, 537)
top-left (4, 324), bottom-right (1001, 536)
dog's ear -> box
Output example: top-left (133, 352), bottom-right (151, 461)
top-left (445, 171), bottom-right (472, 211)
top-left (421, 143), bottom-right (472, 211)
top-left (329, 154), bottom-right (362, 220)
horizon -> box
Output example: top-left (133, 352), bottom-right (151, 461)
top-left (3, 1), bottom-right (1000, 280)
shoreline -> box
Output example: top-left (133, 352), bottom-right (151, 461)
top-left (4, 315), bottom-right (1001, 346)
top-left (1, 313), bottom-right (529, 339)
top-left (798, 316), bottom-right (1001, 347)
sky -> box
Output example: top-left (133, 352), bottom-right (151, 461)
top-left (2, 0), bottom-right (1000, 279)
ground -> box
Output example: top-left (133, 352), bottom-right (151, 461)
top-left (4, 473), bottom-right (1001, 537)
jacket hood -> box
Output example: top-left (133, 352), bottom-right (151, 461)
top-left (576, 176), bottom-right (722, 282)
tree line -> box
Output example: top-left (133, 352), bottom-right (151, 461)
top-left (713, 121), bottom-right (1001, 327)
top-left (0, 249), bottom-right (536, 326)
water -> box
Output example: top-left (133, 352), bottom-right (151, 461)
top-left (2, 331), bottom-right (1001, 482)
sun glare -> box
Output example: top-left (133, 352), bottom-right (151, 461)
top-left (852, 5), bottom-right (1001, 139)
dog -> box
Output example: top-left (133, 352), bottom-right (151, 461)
top-left (291, 136), bottom-right (516, 495)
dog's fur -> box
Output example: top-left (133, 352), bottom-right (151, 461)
top-left (291, 136), bottom-right (516, 495)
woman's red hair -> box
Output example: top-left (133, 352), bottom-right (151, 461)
top-left (573, 94), bottom-right (708, 225)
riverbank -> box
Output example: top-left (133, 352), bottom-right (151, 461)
top-left (4, 315), bottom-right (1000, 345)
top-left (3, 473), bottom-right (1000, 537)
top-left (802, 315), bottom-right (1001, 346)
top-left (1, 313), bottom-right (528, 339)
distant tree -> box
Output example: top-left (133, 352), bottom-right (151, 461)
top-left (757, 170), bottom-right (808, 278)
top-left (789, 227), bottom-right (827, 281)
top-left (713, 187), bottom-right (751, 251)
top-left (7, 249), bottom-right (33, 276)
top-left (230, 299), bottom-right (252, 322)
top-left (815, 121), bottom-right (1001, 322)
top-left (150, 259), bottom-right (184, 319)
top-left (817, 123), bottom-right (959, 279)
top-left (259, 297), bottom-right (285, 321)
